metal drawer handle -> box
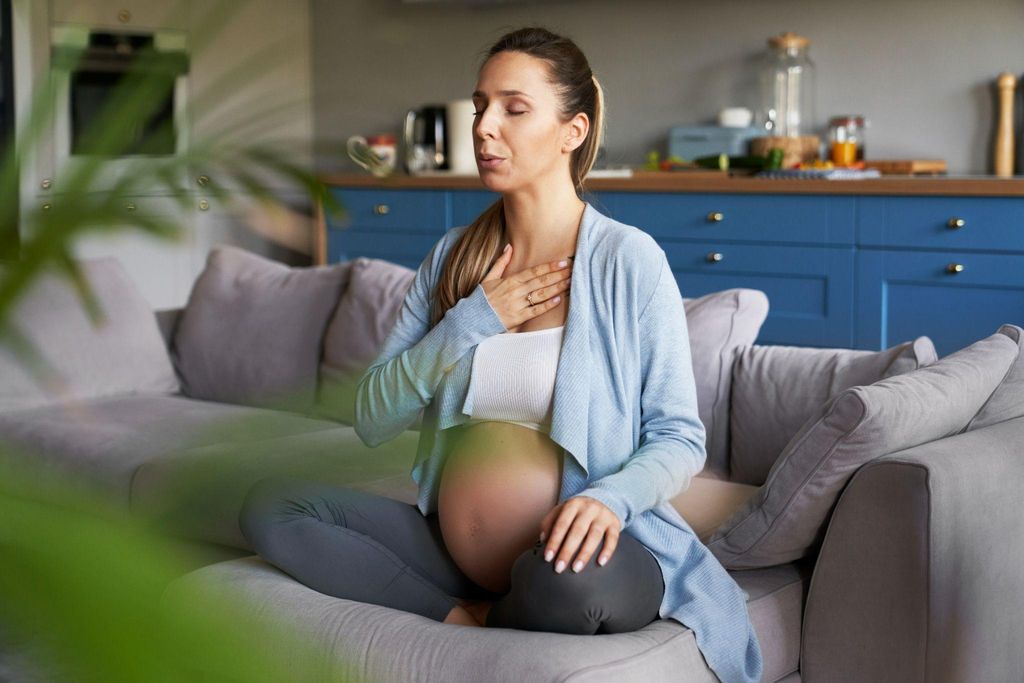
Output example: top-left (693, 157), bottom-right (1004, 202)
top-left (706, 211), bottom-right (724, 223)
top-left (946, 263), bottom-right (965, 274)
top-left (373, 204), bottom-right (390, 215)
top-left (947, 217), bottom-right (966, 229)
top-left (707, 252), bottom-right (724, 263)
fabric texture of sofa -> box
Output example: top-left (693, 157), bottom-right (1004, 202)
top-left (2, 248), bottom-right (1022, 683)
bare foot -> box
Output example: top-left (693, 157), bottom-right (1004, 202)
top-left (443, 604), bottom-right (482, 626)
top-left (462, 600), bottom-right (494, 627)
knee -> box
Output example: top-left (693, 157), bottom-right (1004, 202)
top-left (509, 542), bottom-right (607, 611)
top-left (238, 476), bottom-right (308, 546)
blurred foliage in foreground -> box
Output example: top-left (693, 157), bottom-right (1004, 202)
top-left (0, 0), bottom-right (377, 680)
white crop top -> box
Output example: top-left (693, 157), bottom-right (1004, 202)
top-left (465, 324), bottom-right (565, 433)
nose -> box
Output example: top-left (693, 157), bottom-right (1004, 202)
top-left (474, 105), bottom-right (498, 140)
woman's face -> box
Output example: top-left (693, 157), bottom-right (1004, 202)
top-left (472, 51), bottom-right (588, 194)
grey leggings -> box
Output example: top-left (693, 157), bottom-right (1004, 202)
top-left (238, 477), bottom-right (665, 634)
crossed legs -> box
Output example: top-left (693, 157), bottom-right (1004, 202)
top-left (238, 477), bottom-right (664, 634)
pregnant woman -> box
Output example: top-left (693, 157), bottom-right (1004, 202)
top-left (239, 26), bottom-right (762, 683)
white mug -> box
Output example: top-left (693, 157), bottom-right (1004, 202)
top-left (445, 99), bottom-right (479, 176)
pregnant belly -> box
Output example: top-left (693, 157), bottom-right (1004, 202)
top-left (438, 421), bottom-right (563, 594)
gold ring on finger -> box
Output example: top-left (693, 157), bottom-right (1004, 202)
top-left (526, 292), bottom-right (535, 306)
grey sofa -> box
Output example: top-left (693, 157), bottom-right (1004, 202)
top-left (1, 249), bottom-right (1022, 683)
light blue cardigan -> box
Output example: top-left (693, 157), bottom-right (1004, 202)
top-left (355, 201), bottom-right (763, 683)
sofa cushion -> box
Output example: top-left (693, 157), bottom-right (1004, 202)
top-left (707, 329), bottom-right (1018, 569)
top-left (172, 246), bottom-right (351, 412)
top-left (316, 258), bottom-right (416, 425)
top-left (966, 324), bottom-right (1024, 431)
top-left (0, 395), bottom-right (341, 505)
top-left (729, 337), bottom-right (937, 485)
top-left (160, 556), bottom-right (808, 683)
top-left (0, 257), bottom-right (179, 412)
top-left (681, 288), bottom-right (769, 479)
top-left (131, 426), bottom-right (421, 550)
top-left (669, 477), bottom-right (759, 542)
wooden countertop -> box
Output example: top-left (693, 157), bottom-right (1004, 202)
top-left (320, 171), bottom-right (1024, 197)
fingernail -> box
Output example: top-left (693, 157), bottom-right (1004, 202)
top-left (504, 243), bottom-right (510, 252)
top-left (572, 561), bottom-right (583, 573)
top-left (544, 550), bottom-right (554, 562)
top-left (553, 295), bottom-right (561, 303)
top-left (555, 560), bottom-right (566, 573)
top-left (598, 556), bottom-right (608, 566)
top-left (558, 260), bottom-right (567, 267)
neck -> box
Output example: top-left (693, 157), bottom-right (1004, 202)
top-left (501, 183), bottom-right (585, 267)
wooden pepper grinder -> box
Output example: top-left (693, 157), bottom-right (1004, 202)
top-left (994, 72), bottom-right (1017, 177)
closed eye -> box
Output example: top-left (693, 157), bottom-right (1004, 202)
top-left (473, 110), bottom-right (527, 117)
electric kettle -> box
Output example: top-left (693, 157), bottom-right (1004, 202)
top-left (403, 105), bottom-right (447, 174)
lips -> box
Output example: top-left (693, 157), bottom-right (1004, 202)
top-left (478, 154), bottom-right (505, 161)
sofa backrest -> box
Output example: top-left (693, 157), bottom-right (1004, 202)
top-left (0, 257), bottom-right (181, 412)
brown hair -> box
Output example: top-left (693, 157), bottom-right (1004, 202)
top-left (428, 26), bottom-right (605, 327)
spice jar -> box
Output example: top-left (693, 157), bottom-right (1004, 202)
top-left (828, 115), bottom-right (867, 165)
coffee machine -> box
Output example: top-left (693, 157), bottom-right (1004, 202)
top-left (403, 105), bottom-right (448, 174)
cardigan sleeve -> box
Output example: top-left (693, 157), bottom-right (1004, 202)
top-left (354, 232), bottom-right (508, 448)
top-left (575, 253), bottom-right (707, 529)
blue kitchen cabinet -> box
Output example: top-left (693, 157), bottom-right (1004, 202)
top-left (323, 181), bottom-right (1023, 353)
top-left (856, 249), bottom-right (1024, 358)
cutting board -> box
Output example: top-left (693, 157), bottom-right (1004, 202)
top-left (862, 159), bottom-right (947, 175)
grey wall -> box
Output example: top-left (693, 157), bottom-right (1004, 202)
top-left (311, 0), bottom-right (1024, 176)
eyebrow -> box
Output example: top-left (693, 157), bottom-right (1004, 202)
top-left (472, 90), bottom-right (533, 99)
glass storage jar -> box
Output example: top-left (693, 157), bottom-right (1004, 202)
top-left (759, 32), bottom-right (817, 138)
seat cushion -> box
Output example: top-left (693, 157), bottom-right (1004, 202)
top-left (171, 246), bottom-right (352, 412)
top-left (708, 329), bottom-right (1019, 569)
top-left (681, 288), bottom-right (770, 479)
top-left (729, 337), bottom-right (937, 485)
top-left (0, 395), bottom-right (342, 505)
top-left (160, 555), bottom-right (809, 682)
top-left (0, 257), bottom-right (179, 412)
top-left (966, 323), bottom-right (1024, 430)
top-left (130, 426), bottom-right (422, 550)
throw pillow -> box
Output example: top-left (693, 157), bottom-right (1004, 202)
top-left (172, 246), bottom-right (351, 412)
top-left (317, 257), bottom-right (416, 425)
top-left (0, 257), bottom-right (180, 411)
top-left (681, 288), bottom-right (770, 479)
top-left (729, 337), bottom-right (938, 485)
top-left (707, 328), bottom-right (1018, 570)
top-left (964, 324), bottom-right (1024, 431)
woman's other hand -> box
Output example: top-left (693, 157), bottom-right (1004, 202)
top-left (538, 496), bottom-right (620, 574)
top-left (480, 243), bottom-right (572, 330)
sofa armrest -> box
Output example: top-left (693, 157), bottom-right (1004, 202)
top-left (802, 416), bottom-right (1024, 683)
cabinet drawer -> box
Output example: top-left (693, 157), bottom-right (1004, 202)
top-left (856, 248), bottom-right (1024, 357)
top-left (327, 229), bottom-right (441, 271)
top-left (607, 192), bottom-right (855, 246)
top-left (327, 188), bottom-right (448, 232)
top-left (858, 196), bottom-right (1024, 252)
top-left (661, 240), bottom-right (855, 347)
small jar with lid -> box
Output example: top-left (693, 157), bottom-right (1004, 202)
top-left (828, 115), bottom-right (867, 165)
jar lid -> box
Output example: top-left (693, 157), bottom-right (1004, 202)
top-left (828, 115), bottom-right (866, 126)
top-left (768, 32), bottom-right (810, 50)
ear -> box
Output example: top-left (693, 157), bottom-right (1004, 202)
top-left (563, 112), bottom-right (590, 153)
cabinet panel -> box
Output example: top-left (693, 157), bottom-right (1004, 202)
top-left (856, 249), bottom-right (1024, 357)
top-left (858, 196), bottom-right (1024, 252)
top-left (327, 229), bottom-right (441, 271)
top-left (660, 240), bottom-right (855, 348)
top-left (50, 0), bottom-right (188, 29)
top-left (328, 188), bottom-right (448, 232)
top-left (451, 190), bottom-right (499, 227)
top-left (607, 192), bottom-right (855, 246)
